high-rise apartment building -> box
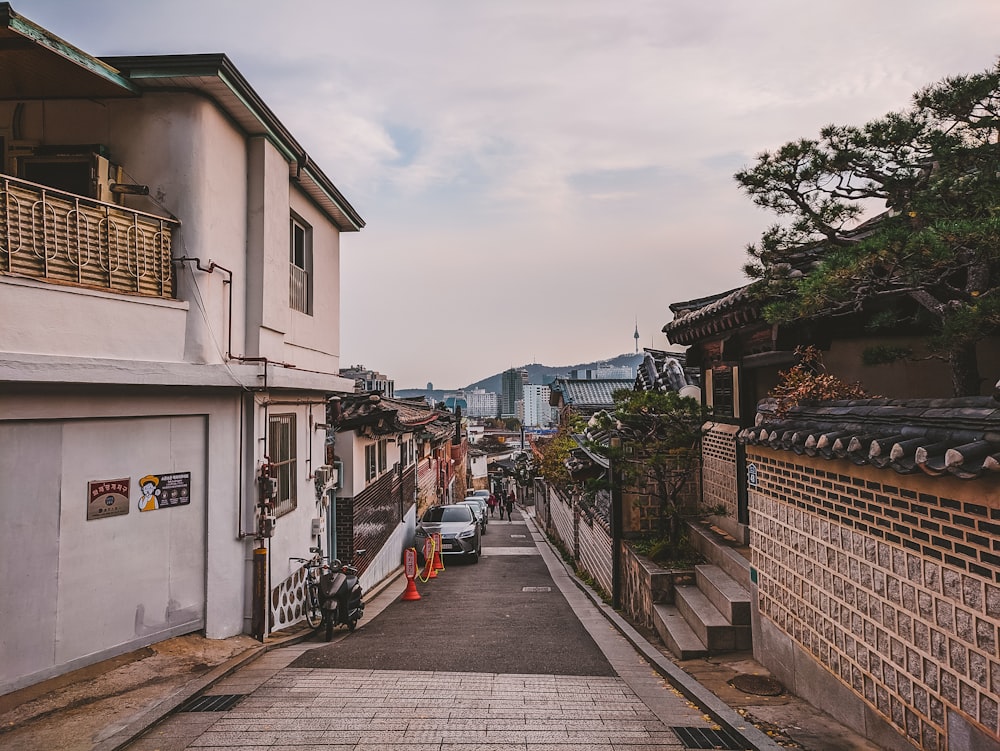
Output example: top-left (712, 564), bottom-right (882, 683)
top-left (523, 384), bottom-right (552, 427)
top-left (501, 368), bottom-right (527, 418)
top-left (569, 365), bottom-right (634, 381)
top-left (465, 389), bottom-right (499, 418)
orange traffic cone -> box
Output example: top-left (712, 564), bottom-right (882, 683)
top-left (432, 532), bottom-right (445, 573)
top-left (401, 576), bottom-right (421, 600)
top-left (402, 548), bottom-right (421, 600)
top-left (422, 538), bottom-right (438, 579)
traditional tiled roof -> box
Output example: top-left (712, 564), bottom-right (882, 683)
top-left (336, 394), bottom-right (453, 439)
top-left (551, 379), bottom-right (633, 411)
top-left (738, 397), bottom-right (1000, 479)
top-left (663, 217), bottom-right (891, 347)
top-left (662, 286), bottom-right (761, 345)
top-left (635, 348), bottom-right (696, 392)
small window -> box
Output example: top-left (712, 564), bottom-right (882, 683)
top-left (378, 438), bottom-right (387, 473)
top-left (268, 414), bottom-right (297, 517)
top-left (289, 215), bottom-right (312, 314)
top-left (365, 443), bottom-right (377, 482)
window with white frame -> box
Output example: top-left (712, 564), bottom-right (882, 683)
top-left (268, 414), bottom-right (297, 517)
top-left (289, 214), bottom-right (313, 314)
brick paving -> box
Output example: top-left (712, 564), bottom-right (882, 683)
top-left (125, 509), bottom-right (728, 750)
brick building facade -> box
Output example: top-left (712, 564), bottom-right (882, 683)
top-left (742, 398), bottom-right (1000, 750)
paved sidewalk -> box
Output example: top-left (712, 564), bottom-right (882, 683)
top-left (2, 506), bottom-right (879, 750)
top-left (122, 509), bottom-right (764, 750)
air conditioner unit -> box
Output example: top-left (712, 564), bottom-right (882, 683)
top-left (315, 464), bottom-right (340, 489)
top-left (94, 155), bottom-right (124, 204)
top-left (18, 147), bottom-right (123, 204)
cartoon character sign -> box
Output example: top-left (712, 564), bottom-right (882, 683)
top-left (138, 474), bottom-right (161, 511)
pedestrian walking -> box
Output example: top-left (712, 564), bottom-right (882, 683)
top-left (487, 492), bottom-right (497, 518)
top-left (505, 490), bottom-right (515, 520)
top-left (497, 495), bottom-right (506, 520)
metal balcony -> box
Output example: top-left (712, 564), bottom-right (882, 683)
top-left (0, 174), bottom-right (178, 299)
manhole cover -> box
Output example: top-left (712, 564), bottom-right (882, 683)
top-left (177, 694), bottom-right (246, 712)
top-left (728, 673), bottom-right (784, 696)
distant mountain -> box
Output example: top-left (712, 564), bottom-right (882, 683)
top-left (396, 353), bottom-right (645, 402)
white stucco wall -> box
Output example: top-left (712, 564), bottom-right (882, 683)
top-left (0, 277), bottom-right (188, 361)
top-left (1, 56), bottom-right (360, 690)
top-left (0, 389), bottom-right (250, 694)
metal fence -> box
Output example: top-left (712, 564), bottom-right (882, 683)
top-left (1, 174), bottom-right (177, 298)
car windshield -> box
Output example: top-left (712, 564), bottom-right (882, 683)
top-left (423, 506), bottom-right (473, 523)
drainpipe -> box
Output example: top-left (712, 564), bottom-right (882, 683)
top-left (327, 397), bottom-right (342, 561)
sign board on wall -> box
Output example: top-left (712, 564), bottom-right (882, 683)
top-left (88, 478), bottom-right (131, 520)
top-left (137, 471), bottom-right (192, 512)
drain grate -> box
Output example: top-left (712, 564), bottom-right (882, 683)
top-left (521, 586), bottom-right (551, 592)
top-left (671, 726), bottom-right (751, 750)
top-left (177, 694), bottom-right (246, 712)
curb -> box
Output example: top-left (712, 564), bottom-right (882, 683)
top-left (522, 510), bottom-right (785, 751)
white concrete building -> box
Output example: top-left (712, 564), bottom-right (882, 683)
top-left (523, 384), bottom-right (552, 427)
top-left (465, 388), bottom-right (499, 418)
top-left (0, 6), bottom-right (364, 693)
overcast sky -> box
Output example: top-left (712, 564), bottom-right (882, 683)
top-left (17, 1), bottom-right (999, 388)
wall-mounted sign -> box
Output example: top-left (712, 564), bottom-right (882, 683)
top-left (88, 478), bottom-right (130, 520)
top-left (137, 472), bottom-right (192, 512)
top-left (747, 462), bottom-right (759, 488)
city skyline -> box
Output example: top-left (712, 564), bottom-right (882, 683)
top-left (18, 0), bottom-right (1000, 388)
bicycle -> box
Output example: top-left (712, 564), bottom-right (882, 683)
top-left (290, 546), bottom-right (328, 629)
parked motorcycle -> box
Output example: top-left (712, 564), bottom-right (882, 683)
top-left (318, 550), bottom-right (365, 641)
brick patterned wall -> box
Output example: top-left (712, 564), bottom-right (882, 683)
top-left (748, 447), bottom-right (1000, 750)
top-left (622, 458), bottom-right (702, 536)
top-left (416, 458), bottom-right (439, 513)
top-left (702, 422), bottom-right (740, 518)
top-left (578, 511), bottom-right (613, 597)
top-left (544, 485), bottom-right (613, 597)
top-left (549, 486), bottom-right (577, 559)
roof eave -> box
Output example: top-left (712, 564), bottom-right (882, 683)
top-left (101, 53), bottom-right (365, 232)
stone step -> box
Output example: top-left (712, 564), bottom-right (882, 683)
top-left (695, 564), bottom-right (751, 626)
top-left (675, 584), bottom-right (752, 653)
top-left (687, 521), bottom-right (752, 590)
top-left (652, 603), bottom-right (707, 660)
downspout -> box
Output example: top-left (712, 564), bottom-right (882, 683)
top-left (327, 397), bottom-right (342, 562)
top-left (173, 257), bottom-right (297, 391)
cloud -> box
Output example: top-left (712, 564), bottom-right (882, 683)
top-left (16, 0), bottom-right (1000, 388)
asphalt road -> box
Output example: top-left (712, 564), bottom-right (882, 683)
top-left (291, 516), bottom-right (616, 676)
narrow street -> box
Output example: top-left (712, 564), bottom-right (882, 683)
top-left (124, 509), bottom-right (773, 750)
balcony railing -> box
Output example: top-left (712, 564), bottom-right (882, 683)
top-left (0, 174), bottom-right (178, 299)
top-left (289, 262), bottom-right (310, 314)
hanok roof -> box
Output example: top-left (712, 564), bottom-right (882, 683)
top-left (550, 379), bottom-right (634, 412)
top-left (663, 286), bottom-right (761, 346)
top-left (739, 397), bottom-right (1000, 479)
top-left (337, 395), bottom-right (453, 440)
top-left (635, 348), bottom-right (694, 392)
